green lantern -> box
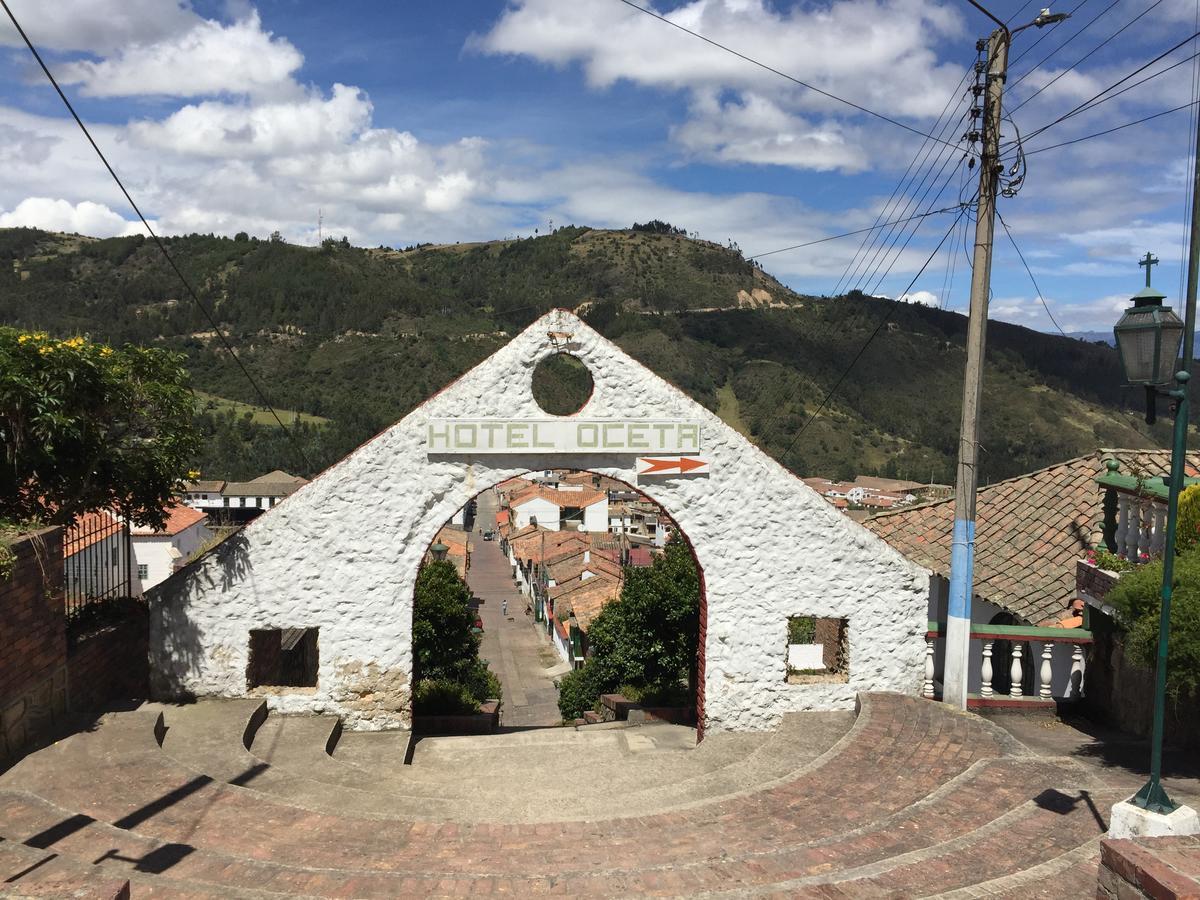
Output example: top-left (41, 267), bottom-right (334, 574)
top-left (1114, 286), bottom-right (1186, 386)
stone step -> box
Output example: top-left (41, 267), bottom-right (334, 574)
top-left (0, 839), bottom-right (132, 900)
top-left (0, 695), bottom-right (1042, 871)
top-left (0, 791), bottom-right (308, 898)
top-left (151, 697), bottom-right (807, 817)
top-left (0, 754), bottom-right (1110, 897)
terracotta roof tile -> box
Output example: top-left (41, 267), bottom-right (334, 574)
top-left (865, 448), bottom-right (1200, 625)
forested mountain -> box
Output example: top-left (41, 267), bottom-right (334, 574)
top-left (0, 224), bottom-right (1166, 485)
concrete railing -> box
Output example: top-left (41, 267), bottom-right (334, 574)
top-left (924, 622), bottom-right (1092, 707)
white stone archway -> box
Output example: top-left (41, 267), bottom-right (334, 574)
top-left (150, 311), bottom-right (929, 732)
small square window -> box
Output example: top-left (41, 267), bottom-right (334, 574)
top-left (137, 563), bottom-right (148, 580)
top-left (786, 616), bottom-right (849, 684)
top-left (247, 628), bottom-right (319, 688)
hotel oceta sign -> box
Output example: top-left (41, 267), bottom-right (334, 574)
top-left (427, 419), bottom-right (702, 455)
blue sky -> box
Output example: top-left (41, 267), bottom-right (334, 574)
top-left (2, 0), bottom-right (1199, 333)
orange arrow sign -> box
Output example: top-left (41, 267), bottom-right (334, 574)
top-left (638, 457), bottom-right (709, 475)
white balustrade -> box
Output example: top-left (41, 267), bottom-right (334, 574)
top-left (1039, 642), bottom-right (1053, 700)
top-left (1113, 491), bottom-right (1168, 562)
top-left (1009, 643), bottom-right (1024, 698)
top-left (923, 639), bottom-right (935, 699)
top-left (980, 640), bottom-right (994, 698)
top-left (1069, 645), bottom-right (1086, 699)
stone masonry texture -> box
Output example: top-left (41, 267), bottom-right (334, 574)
top-left (148, 311), bottom-right (930, 732)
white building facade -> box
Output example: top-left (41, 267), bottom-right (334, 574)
top-left (149, 311), bottom-right (929, 733)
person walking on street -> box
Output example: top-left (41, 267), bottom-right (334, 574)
top-left (502, 598), bottom-right (508, 617)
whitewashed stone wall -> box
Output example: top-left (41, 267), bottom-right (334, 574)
top-left (149, 311), bottom-right (930, 732)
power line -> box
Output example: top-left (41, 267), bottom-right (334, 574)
top-left (1008, 0), bottom-right (1163, 115)
top-left (1018, 30), bottom-right (1200, 143)
top-left (996, 211), bottom-right (1067, 336)
top-left (830, 68), bottom-right (974, 295)
top-left (613, 0), bottom-right (964, 150)
top-left (1, 0), bottom-right (315, 472)
top-left (1024, 100), bottom-right (1199, 154)
top-left (776, 205), bottom-right (972, 468)
top-left (1007, 0), bottom-right (1124, 94)
top-left (745, 203), bottom-right (969, 260)
top-left (1006, 0), bottom-right (1090, 71)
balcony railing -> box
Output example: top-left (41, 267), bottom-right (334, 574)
top-left (924, 622), bottom-right (1092, 708)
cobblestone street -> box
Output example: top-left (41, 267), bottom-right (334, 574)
top-left (469, 488), bottom-right (566, 728)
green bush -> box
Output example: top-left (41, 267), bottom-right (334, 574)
top-left (1177, 484), bottom-right (1200, 553)
top-left (788, 616), bottom-right (816, 644)
top-left (556, 666), bottom-right (600, 720)
top-left (461, 664), bottom-right (503, 703)
top-left (1107, 545), bottom-right (1200, 700)
top-left (413, 679), bottom-right (480, 715)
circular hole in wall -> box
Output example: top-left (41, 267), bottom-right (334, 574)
top-left (532, 353), bottom-right (594, 416)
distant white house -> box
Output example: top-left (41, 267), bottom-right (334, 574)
top-left (131, 504), bottom-right (212, 591)
top-left (509, 485), bottom-right (608, 532)
top-left (182, 470), bottom-right (308, 522)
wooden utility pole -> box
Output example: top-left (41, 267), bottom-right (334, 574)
top-left (943, 26), bottom-right (1010, 710)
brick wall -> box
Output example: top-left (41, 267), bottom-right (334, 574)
top-left (68, 609), bottom-right (149, 712)
top-left (1099, 836), bottom-right (1200, 899)
top-left (1, 528), bottom-right (68, 767)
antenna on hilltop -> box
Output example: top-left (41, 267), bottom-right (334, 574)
top-left (318, 209), bottom-right (323, 244)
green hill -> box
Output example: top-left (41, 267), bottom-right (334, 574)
top-left (0, 224), bottom-right (1167, 484)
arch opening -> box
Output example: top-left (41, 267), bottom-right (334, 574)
top-left (412, 468), bottom-right (706, 737)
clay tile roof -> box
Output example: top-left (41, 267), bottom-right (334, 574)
top-left (510, 485), bottom-right (606, 509)
top-left (864, 448), bottom-right (1200, 625)
top-left (131, 502), bottom-right (207, 536)
top-left (65, 510), bottom-right (123, 556)
top-left (553, 575), bottom-right (622, 630)
top-left (548, 552), bottom-right (623, 583)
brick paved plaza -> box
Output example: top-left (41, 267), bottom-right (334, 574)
top-left (2, 691), bottom-right (1197, 897)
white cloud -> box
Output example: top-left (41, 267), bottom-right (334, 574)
top-left (0, 197), bottom-right (145, 236)
top-left (131, 84), bottom-right (372, 158)
top-left (673, 91), bottom-right (870, 172)
top-left (0, 0), bottom-right (195, 54)
top-left (897, 290), bottom-right (939, 305)
top-left (474, 0), bottom-right (965, 170)
top-left (54, 11), bottom-right (302, 98)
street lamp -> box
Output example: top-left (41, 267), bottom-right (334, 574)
top-left (1110, 270), bottom-right (1200, 835)
top-left (429, 542), bottom-right (449, 562)
top-left (1113, 285), bottom-right (1185, 423)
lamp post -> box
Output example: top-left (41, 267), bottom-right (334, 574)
top-left (429, 542), bottom-right (449, 563)
top-left (1110, 266), bottom-right (1200, 836)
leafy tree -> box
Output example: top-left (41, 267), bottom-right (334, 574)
top-left (557, 540), bottom-right (699, 718)
top-left (412, 559), bottom-right (501, 708)
top-left (0, 328), bottom-right (200, 529)
top-left (1107, 546), bottom-right (1200, 701)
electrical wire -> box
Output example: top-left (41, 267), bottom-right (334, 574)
top-left (1007, 0), bottom-right (1124, 93)
top-left (745, 203), bottom-right (969, 260)
top-left (1006, 0), bottom-right (1091, 71)
top-left (1018, 30), bottom-right (1200, 144)
top-left (1008, 0), bottom-right (1164, 115)
top-left (831, 69), bottom-right (974, 295)
top-left (836, 103), bottom-right (973, 295)
top-left (1180, 0), bottom-right (1200, 309)
top-left (614, 0), bottom-right (964, 149)
top-left (1023, 100), bottom-right (1199, 155)
top-left (996, 211), bottom-right (1068, 336)
top-left (0, 0), bottom-right (315, 472)
top-left (775, 205), bottom-right (973, 467)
